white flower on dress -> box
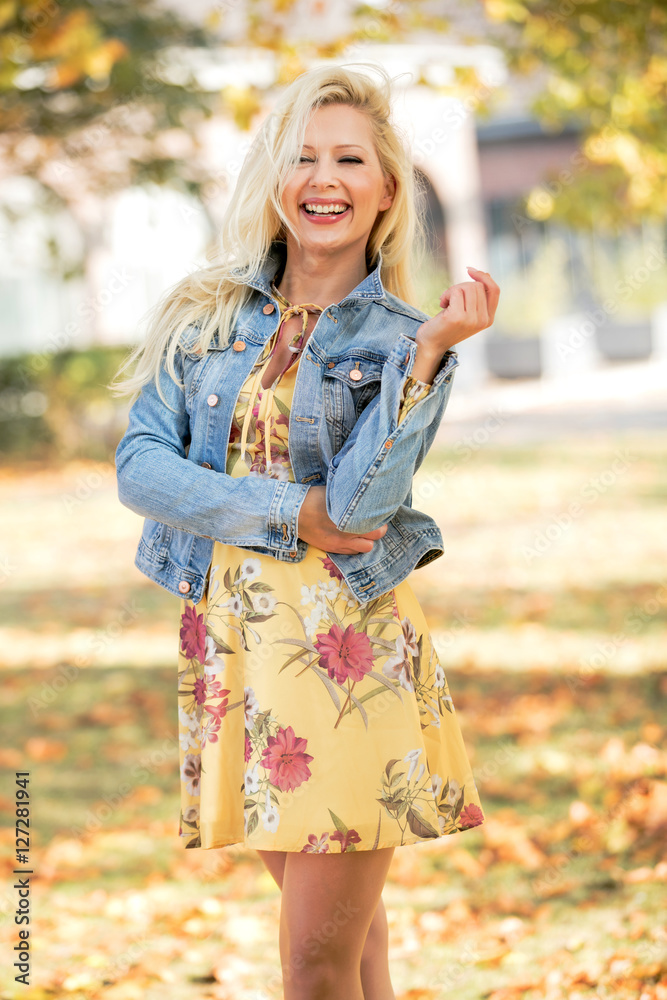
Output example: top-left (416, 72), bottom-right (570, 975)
top-left (180, 753), bottom-right (202, 796)
top-left (179, 706), bottom-right (198, 732)
top-left (269, 462), bottom-right (291, 481)
top-left (382, 634), bottom-right (414, 692)
top-left (400, 616), bottom-right (419, 656)
top-left (431, 773), bottom-right (444, 800)
top-left (404, 748), bottom-right (423, 782)
top-left (240, 558), bottom-right (262, 583)
top-left (244, 764), bottom-right (261, 795)
top-left (203, 634), bottom-right (225, 676)
top-left (438, 815), bottom-right (446, 833)
top-left (251, 592), bottom-right (277, 614)
top-left (303, 603), bottom-right (327, 640)
top-left (262, 788), bottom-right (280, 832)
top-left (300, 583), bottom-right (319, 606)
top-left (179, 730), bottom-right (198, 752)
top-left (222, 593), bottom-right (244, 617)
top-left (318, 578), bottom-right (340, 599)
top-left (244, 686), bottom-right (260, 728)
top-left (425, 701), bottom-right (441, 728)
top-left (447, 778), bottom-right (461, 805)
top-left (182, 805), bottom-right (200, 824)
top-left (178, 707), bottom-right (200, 751)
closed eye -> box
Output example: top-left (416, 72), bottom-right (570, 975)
top-left (298, 156), bottom-right (362, 163)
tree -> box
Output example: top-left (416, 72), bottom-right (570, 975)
top-left (478, 0), bottom-right (667, 232)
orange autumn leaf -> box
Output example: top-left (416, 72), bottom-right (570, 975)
top-left (24, 736), bottom-right (68, 761)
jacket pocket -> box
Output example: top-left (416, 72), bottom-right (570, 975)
top-left (139, 518), bottom-right (173, 564)
top-left (323, 355), bottom-right (384, 452)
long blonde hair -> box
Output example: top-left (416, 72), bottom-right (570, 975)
top-left (108, 62), bottom-right (429, 408)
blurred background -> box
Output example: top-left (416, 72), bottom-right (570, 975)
top-left (1, 2), bottom-right (666, 999)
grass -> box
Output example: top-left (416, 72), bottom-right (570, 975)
top-left (0, 430), bottom-right (665, 999)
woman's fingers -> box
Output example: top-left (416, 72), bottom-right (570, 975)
top-left (466, 267), bottom-right (501, 322)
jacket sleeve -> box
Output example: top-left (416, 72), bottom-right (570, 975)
top-left (115, 343), bottom-right (310, 554)
top-left (325, 331), bottom-right (459, 534)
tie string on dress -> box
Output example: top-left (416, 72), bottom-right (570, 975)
top-left (239, 286), bottom-right (324, 471)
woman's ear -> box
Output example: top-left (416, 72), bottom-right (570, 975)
top-left (379, 173), bottom-right (396, 212)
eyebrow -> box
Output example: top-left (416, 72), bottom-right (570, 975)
top-left (301, 144), bottom-right (367, 151)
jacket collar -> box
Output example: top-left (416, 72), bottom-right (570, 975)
top-left (236, 240), bottom-right (386, 305)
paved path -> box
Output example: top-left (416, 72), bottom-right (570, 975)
top-left (436, 358), bottom-right (667, 445)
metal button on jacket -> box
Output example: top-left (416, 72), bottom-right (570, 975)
top-left (350, 369), bottom-right (363, 381)
top-left (262, 303), bottom-right (275, 314)
top-left (232, 340), bottom-right (246, 351)
top-left (207, 394), bottom-right (219, 406)
top-left (327, 361), bottom-right (335, 369)
top-left (201, 461), bottom-right (212, 469)
top-left (178, 580), bottom-right (191, 593)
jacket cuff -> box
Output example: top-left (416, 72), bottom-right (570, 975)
top-left (387, 332), bottom-right (458, 429)
top-left (268, 480), bottom-right (311, 553)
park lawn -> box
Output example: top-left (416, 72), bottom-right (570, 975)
top-left (0, 430), bottom-right (665, 999)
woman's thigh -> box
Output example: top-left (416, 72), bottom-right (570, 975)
top-left (280, 847), bottom-right (395, 967)
top-left (257, 849), bottom-right (287, 890)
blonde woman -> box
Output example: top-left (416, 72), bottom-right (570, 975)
top-left (112, 63), bottom-right (499, 1000)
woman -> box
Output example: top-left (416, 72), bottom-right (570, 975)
top-left (112, 63), bottom-right (499, 1000)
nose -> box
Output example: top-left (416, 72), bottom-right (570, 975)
top-left (306, 153), bottom-right (338, 189)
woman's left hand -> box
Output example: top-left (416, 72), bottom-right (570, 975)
top-left (416, 266), bottom-right (501, 357)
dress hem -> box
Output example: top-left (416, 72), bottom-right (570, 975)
top-left (178, 822), bottom-right (484, 853)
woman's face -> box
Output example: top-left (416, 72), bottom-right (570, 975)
top-left (281, 102), bottom-right (395, 262)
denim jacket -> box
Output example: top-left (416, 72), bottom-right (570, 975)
top-left (115, 241), bottom-right (459, 606)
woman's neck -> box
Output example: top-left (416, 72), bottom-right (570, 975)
top-left (274, 243), bottom-right (371, 308)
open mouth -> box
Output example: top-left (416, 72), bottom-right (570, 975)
top-left (299, 203), bottom-right (351, 222)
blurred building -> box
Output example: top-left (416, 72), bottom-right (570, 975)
top-left (1, 0), bottom-right (665, 386)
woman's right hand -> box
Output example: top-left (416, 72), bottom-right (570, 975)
top-left (297, 485), bottom-right (388, 554)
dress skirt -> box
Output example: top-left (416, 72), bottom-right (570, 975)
top-left (176, 323), bottom-right (485, 853)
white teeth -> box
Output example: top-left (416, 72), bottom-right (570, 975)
top-left (303, 203), bottom-right (348, 215)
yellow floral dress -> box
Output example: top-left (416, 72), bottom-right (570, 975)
top-left (177, 283), bottom-right (485, 852)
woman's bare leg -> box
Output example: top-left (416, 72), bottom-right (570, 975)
top-left (258, 848), bottom-right (395, 1000)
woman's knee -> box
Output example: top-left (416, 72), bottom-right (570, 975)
top-left (283, 941), bottom-right (350, 991)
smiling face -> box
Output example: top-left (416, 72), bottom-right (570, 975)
top-left (280, 102), bottom-right (395, 261)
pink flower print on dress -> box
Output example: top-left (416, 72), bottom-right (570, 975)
top-left (459, 803), bottom-right (484, 829)
top-left (330, 828), bottom-right (362, 852)
top-left (201, 695), bottom-right (231, 747)
top-left (259, 724), bottom-right (314, 792)
top-left (315, 623), bottom-right (375, 684)
top-left (193, 677), bottom-right (207, 705)
top-left (301, 832), bottom-right (331, 853)
top-left (180, 605), bottom-right (206, 662)
top-left (320, 555), bottom-right (344, 582)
